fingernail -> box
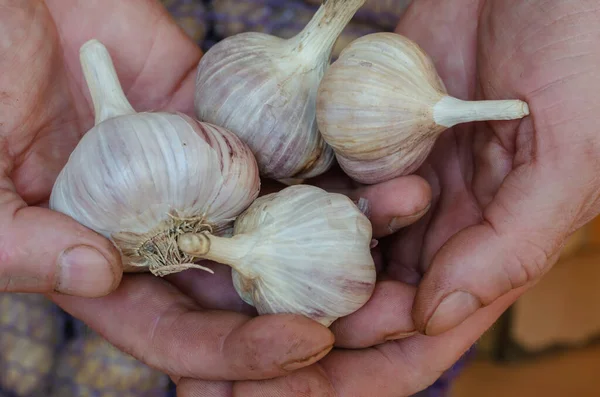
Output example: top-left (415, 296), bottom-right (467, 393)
top-left (389, 204), bottom-right (431, 233)
top-left (281, 345), bottom-right (333, 372)
top-left (425, 291), bottom-right (481, 336)
top-left (383, 330), bottom-right (417, 342)
top-left (57, 245), bottom-right (116, 297)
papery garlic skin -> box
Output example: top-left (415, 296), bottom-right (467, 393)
top-left (178, 185), bottom-right (376, 327)
top-left (195, 34), bottom-right (334, 181)
top-left (50, 39), bottom-right (260, 276)
top-left (316, 32), bottom-right (530, 184)
top-left (194, 0), bottom-right (367, 182)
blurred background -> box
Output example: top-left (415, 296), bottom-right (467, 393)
top-left (2, 1), bottom-right (600, 396)
top-left (449, 216), bottom-right (600, 397)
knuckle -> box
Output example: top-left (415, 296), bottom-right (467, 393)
top-left (508, 238), bottom-right (554, 289)
top-left (140, 306), bottom-right (189, 375)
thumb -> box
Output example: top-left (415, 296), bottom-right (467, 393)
top-left (412, 165), bottom-right (579, 336)
top-left (0, 178), bottom-right (122, 297)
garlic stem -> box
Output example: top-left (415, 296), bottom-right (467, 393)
top-left (178, 233), bottom-right (257, 278)
top-left (433, 96), bottom-right (530, 128)
top-left (79, 39), bottom-right (136, 125)
top-left (289, 0), bottom-right (366, 61)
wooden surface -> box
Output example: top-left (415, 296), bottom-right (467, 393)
top-left (450, 344), bottom-right (600, 397)
top-left (450, 217), bottom-right (600, 396)
top-left (509, 246), bottom-right (600, 351)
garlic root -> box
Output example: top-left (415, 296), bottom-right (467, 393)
top-left (113, 215), bottom-right (217, 276)
top-left (50, 39), bottom-right (260, 276)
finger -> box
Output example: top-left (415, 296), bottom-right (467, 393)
top-left (49, 275), bottom-right (335, 381)
top-left (234, 366), bottom-right (337, 397)
top-left (395, 0), bottom-right (480, 98)
top-left (329, 280), bottom-right (416, 348)
top-left (309, 168), bottom-right (431, 238)
top-left (234, 289), bottom-right (524, 397)
top-left (385, 162), bottom-right (441, 284)
top-left (349, 175), bottom-right (432, 238)
top-left (47, 0), bottom-right (202, 114)
top-left (412, 162), bottom-right (578, 336)
top-left (0, 174), bottom-right (121, 296)
top-left (321, 290), bottom-right (524, 397)
top-left (166, 264), bottom-right (256, 315)
top-left (398, 133), bottom-right (482, 276)
top-left (177, 379), bottom-right (233, 397)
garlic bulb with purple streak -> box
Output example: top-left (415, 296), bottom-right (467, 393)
top-left (49, 39), bottom-right (260, 277)
top-left (178, 184), bottom-right (376, 327)
top-left (194, 0), bottom-right (367, 183)
top-left (316, 32), bottom-right (530, 184)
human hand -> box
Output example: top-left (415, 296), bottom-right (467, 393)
top-left (0, 0), bottom-right (124, 297)
top-left (0, 0), bottom-right (351, 385)
top-left (170, 0), bottom-right (600, 395)
top-left (400, 0), bottom-right (600, 337)
top-left (2, 0), bottom-right (434, 388)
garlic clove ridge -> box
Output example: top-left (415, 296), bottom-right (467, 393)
top-left (194, 0), bottom-right (367, 182)
top-left (178, 184), bottom-right (376, 327)
top-left (50, 39), bottom-right (261, 277)
top-left (316, 32), bottom-right (530, 184)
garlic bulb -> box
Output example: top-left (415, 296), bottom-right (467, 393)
top-left (49, 39), bottom-right (260, 276)
top-left (316, 32), bottom-right (531, 184)
top-left (194, 0), bottom-right (367, 183)
top-left (177, 184), bottom-right (376, 327)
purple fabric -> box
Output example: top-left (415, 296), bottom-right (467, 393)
top-left (163, 0), bottom-right (407, 50)
top-left (0, 294), bottom-right (169, 397)
top-left (201, 0), bottom-right (409, 32)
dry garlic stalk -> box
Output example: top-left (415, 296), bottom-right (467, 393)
top-left (212, 0), bottom-right (378, 59)
top-left (194, 0), bottom-right (367, 183)
top-left (305, 0), bottom-right (412, 30)
top-left (49, 39), bottom-right (260, 276)
top-left (316, 32), bottom-right (530, 184)
top-left (178, 184), bottom-right (376, 327)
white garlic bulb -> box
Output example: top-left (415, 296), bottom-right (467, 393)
top-left (49, 39), bottom-right (260, 276)
top-left (316, 32), bottom-right (530, 184)
top-left (178, 184), bottom-right (376, 327)
top-left (194, 0), bottom-right (367, 183)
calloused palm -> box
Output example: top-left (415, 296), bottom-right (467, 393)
top-left (1, 0), bottom-right (431, 386)
top-left (175, 0), bottom-right (600, 395)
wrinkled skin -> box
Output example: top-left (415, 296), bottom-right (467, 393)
top-left (0, 0), bottom-right (426, 387)
top-left (2, 0), bottom-right (600, 396)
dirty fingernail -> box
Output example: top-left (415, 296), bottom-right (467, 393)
top-left (389, 204), bottom-right (431, 233)
top-left (57, 245), bottom-right (117, 297)
top-left (425, 291), bottom-right (481, 336)
top-left (281, 345), bottom-right (333, 371)
top-left (384, 330), bottom-right (417, 342)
